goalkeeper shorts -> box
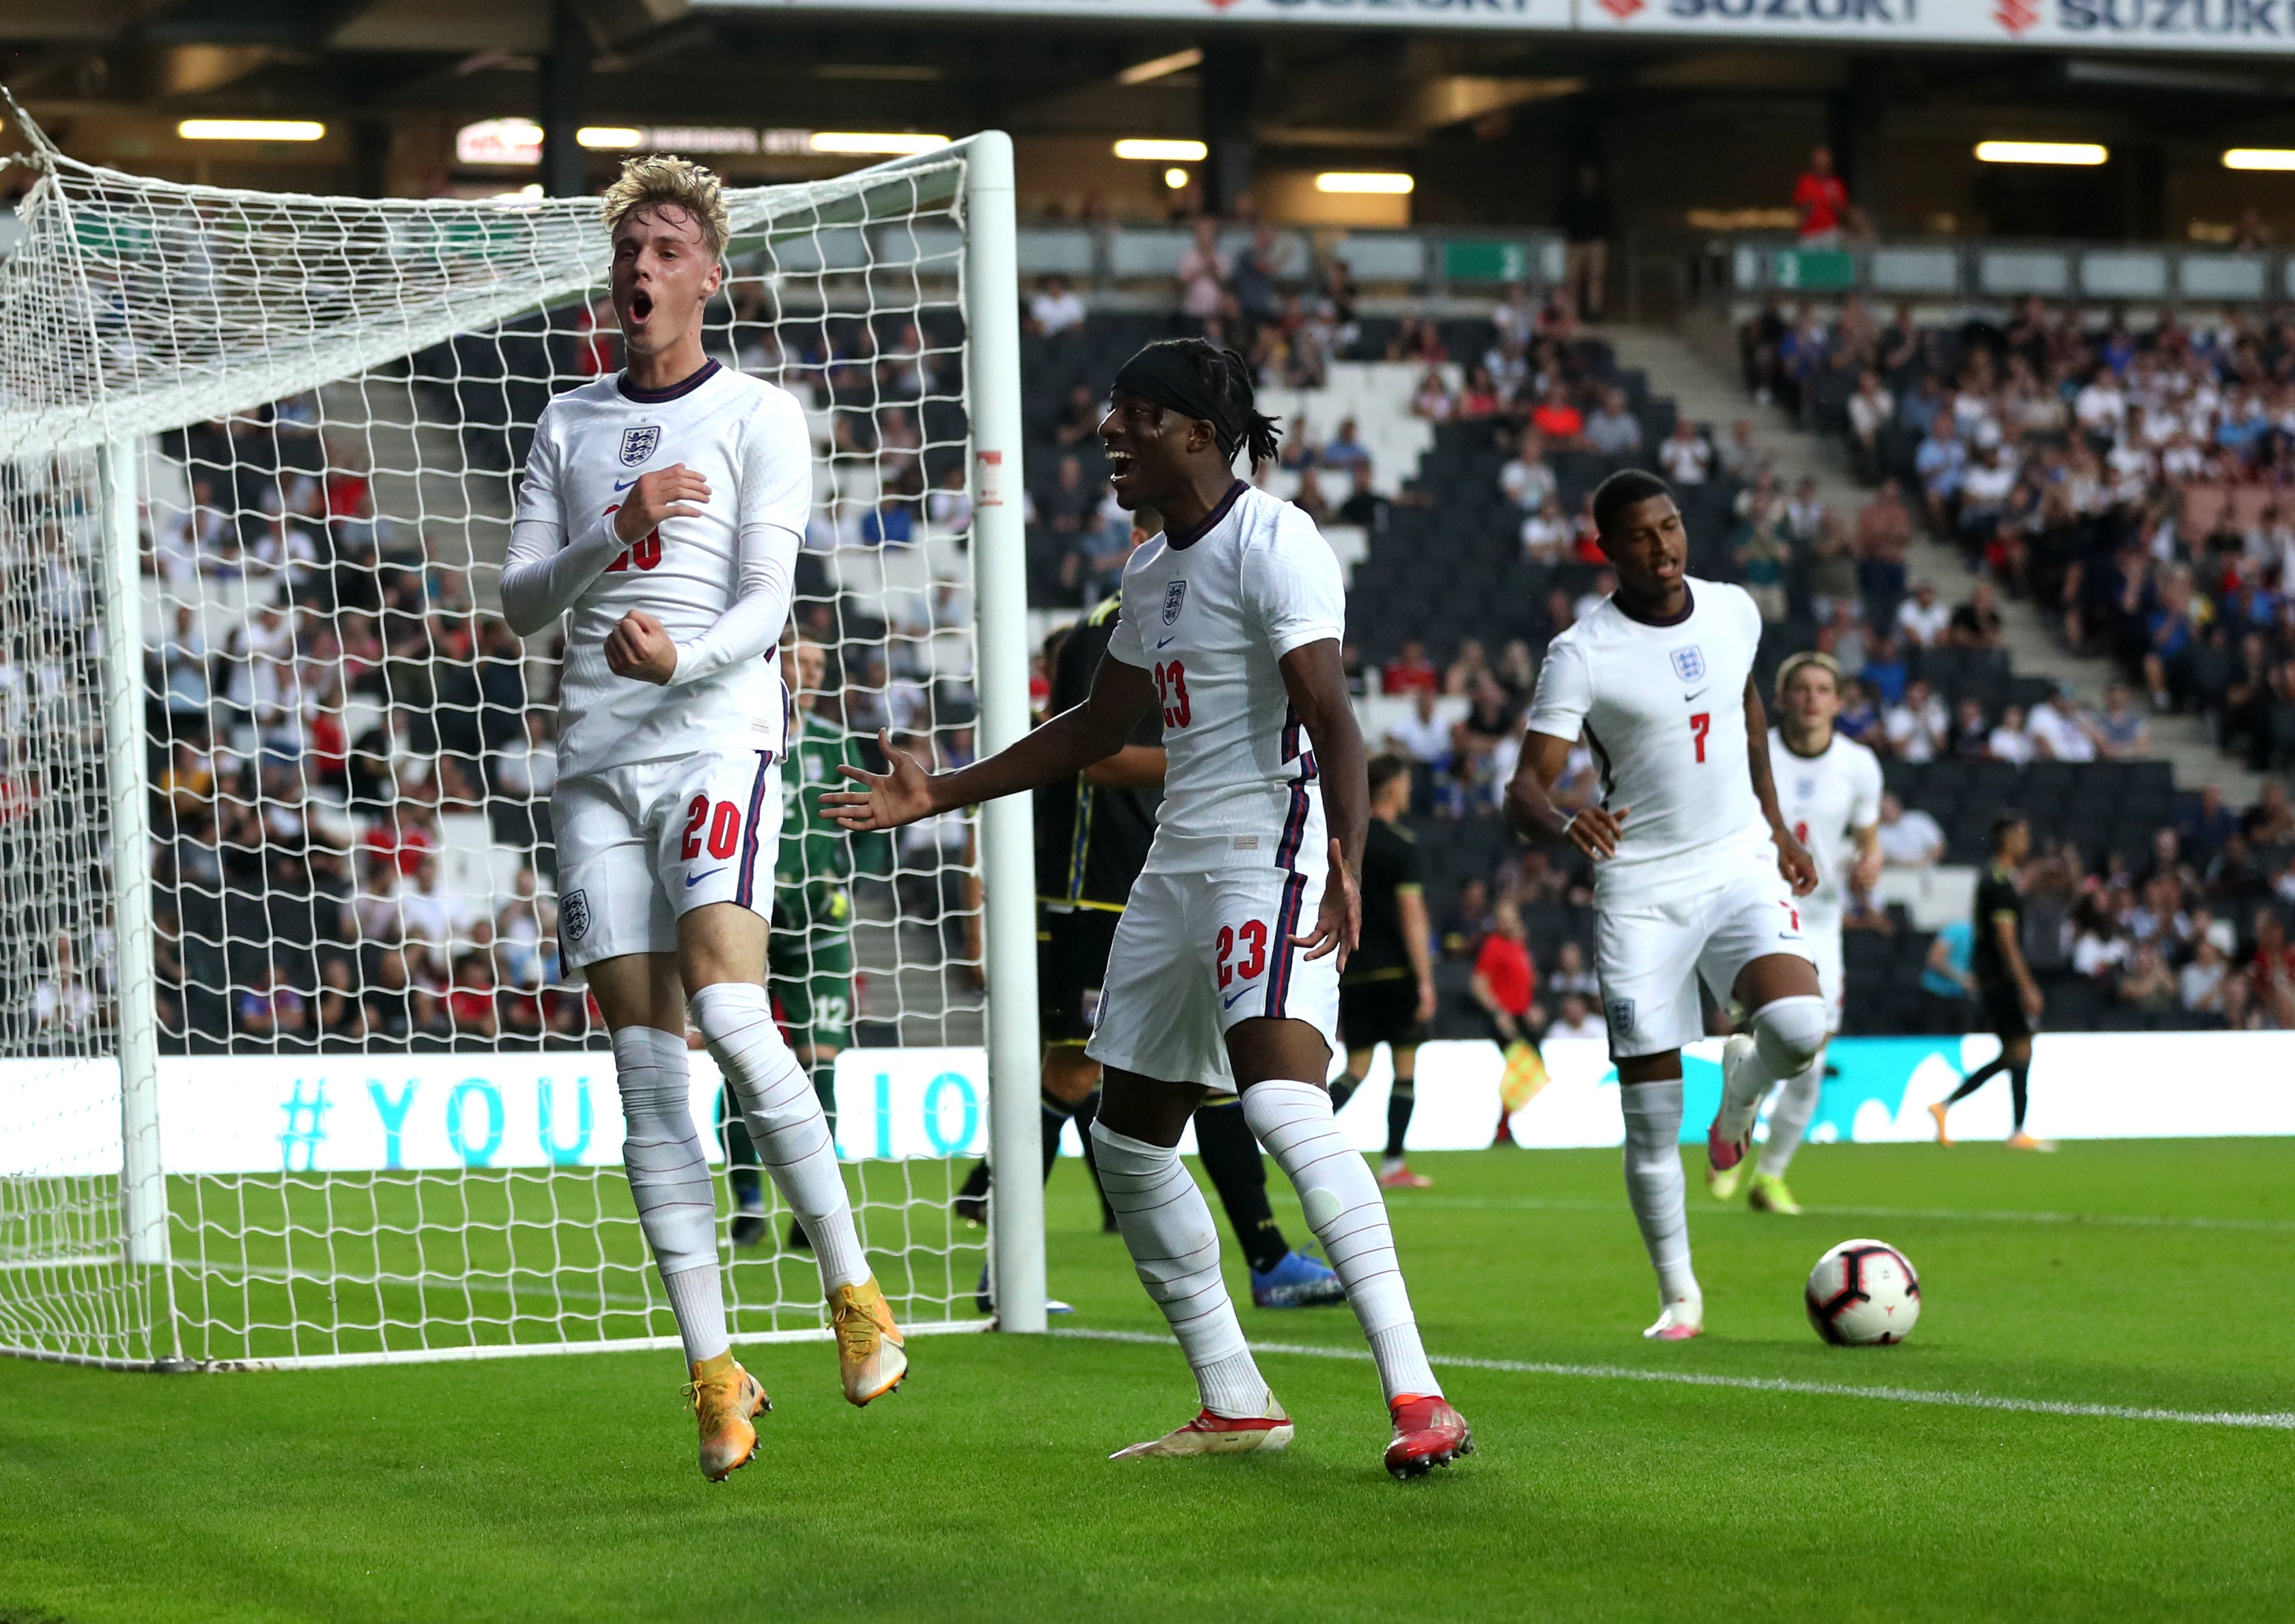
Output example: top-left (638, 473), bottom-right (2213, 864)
top-left (553, 747), bottom-right (782, 972)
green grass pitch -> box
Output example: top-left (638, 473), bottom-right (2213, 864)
top-left (4, 1137), bottom-right (2292, 1623)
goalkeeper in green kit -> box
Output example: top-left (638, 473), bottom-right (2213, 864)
top-left (727, 637), bottom-right (887, 1247)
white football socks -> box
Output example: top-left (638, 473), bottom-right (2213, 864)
top-left (1240, 1079), bottom-right (1441, 1402)
top-left (610, 1025), bottom-right (728, 1364)
top-left (1621, 1079), bottom-right (1700, 1312)
top-left (1757, 1057), bottom-right (1825, 1179)
top-left (689, 982), bottom-right (869, 1295)
top-left (1089, 1121), bottom-right (1270, 1419)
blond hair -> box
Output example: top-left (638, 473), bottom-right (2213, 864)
top-left (601, 154), bottom-right (730, 258)
top-left (1776, 649), bottom-right (1844, 701)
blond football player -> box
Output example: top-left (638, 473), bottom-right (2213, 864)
top-left (500, 156), bottom-right (902, 1482)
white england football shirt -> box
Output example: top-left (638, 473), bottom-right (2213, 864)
top-left (507, 362), bottom-right (810, 780)
top-left (1104, 482), bottom-right (1345, 874)
top-left (1524, 577), bottom-right (1771, 908)
top-left (1769, 728), bottom-right (1883, 928)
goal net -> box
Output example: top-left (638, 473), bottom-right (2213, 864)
top-left (0, 104), bottom-right (1039, 1369)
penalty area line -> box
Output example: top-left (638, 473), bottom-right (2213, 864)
top-left (1051, 1327), bottom-right (2295, 1431)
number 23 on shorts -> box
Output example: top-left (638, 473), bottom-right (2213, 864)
top-left (1216, 920), bottom-right (1268, 988)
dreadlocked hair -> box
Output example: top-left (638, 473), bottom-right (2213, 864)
top-left (1201, 344), bottom-right (1284, 469)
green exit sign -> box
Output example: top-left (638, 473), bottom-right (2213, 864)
top-left (1772, 249), bottom-right (1857, 291)
top-left (1443, 240), bottom-right (1532, 283)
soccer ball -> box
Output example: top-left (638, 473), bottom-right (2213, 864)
top-left (1804, 1239), bottom-right (1921, 1346)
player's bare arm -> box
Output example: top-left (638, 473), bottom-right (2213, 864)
top-left (824, 653), bottom-right (1158, 831)
top-left (1279, 638), bottom-right (1365, 967)
top-left (1082, 744), bottom-right (1166, 790)
top-left (1745, 675), bottom-right (1818, 896)
top-left (1851, 822), bottom-right (1883, 892)
top-left (1504, 728), bottom-right (1626, 860)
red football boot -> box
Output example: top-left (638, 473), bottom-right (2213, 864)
top-left (1383, 1394), bottom-right (1472, 1479)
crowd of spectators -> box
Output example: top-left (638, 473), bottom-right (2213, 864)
top-left (135, 397), bottom-right (586, 1052)
top-left (1751, 294), bottom-right (2295, 775)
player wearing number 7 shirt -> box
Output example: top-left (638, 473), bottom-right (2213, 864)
top-left (500, 154), bottom-right (904, 1485)
top-left (1502, 469), bottom-right (1827, 1342)
top-left (826, 339), bottom-right (1470, 1481)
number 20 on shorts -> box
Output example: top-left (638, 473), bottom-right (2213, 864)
top-left (680, 795), bottom-right (742, 861)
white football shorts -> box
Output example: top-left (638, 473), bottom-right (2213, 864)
top-left (1086, 864), bottom-right (1341, 1085)
top-left (1595, 865), bottom-right (1817, 1059)
top-left (552, 747), bottom-right (784, 972)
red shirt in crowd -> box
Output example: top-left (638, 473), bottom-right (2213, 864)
top-left (1794, 170), bottom-right (1849, 238)
top-left (1380, 655), bottom-right (1440, 697)
top-left (1529, 400), bottom-right (1584, 442)
top-left (1474, 931), bottom-right (1536, 1017)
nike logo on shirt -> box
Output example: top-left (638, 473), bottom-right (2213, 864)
top-left (685, 869), bottom-right (725, 888)
top-left (1683, 687), bottom-right (1709, 702)
top-left (614, 476), bottom-right (642, 490)
top-left (1223, 984), bottom-right (1256, 1009)
top-left (1157, 635), bottom-right (1178, 649)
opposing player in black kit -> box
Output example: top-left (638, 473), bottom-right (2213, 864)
top-left (1329, 754), bottom-right (1438, 1189)
top-left (954, 518), bottom-right (1345, 1311)
top-left (1930, 811), bottom-right (2053, 1151)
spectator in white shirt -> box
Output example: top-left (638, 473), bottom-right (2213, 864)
top-left (1894, 581), bottom-right (1951, 649)
top-left (2180, 935), bottom-right (2233, 1014)
top-left (1027, 275), bottom-right (1086, 338)
top-left (1986, 702), bottom-right (2036, 765)
top-left (1548, 991), bottom-right (1606, 1042)
top-left (1846, 369), bottom-right (1894, 481)
top-left (1520, 494), bottom-right (1573, 565)
top-left (1715, 418), bottom-right (1758, 480)
top-left (1656, 418), bottom-right (1711, 486)
top-left (400, 853), bottom-right (477, 982)
top-left (1383, 689), bottom-right (1451, 765)
top-left (2025, 687), bottom-right (2099, 762)
top-left (2075, 368), bottom-right (2126, 438)
top-left (1883, 679), bottom-right (1948, 763)
top-left (1875, 793), bottom-right (1945, 868)
top-left (1499, 433), bottom-right (1556, 511)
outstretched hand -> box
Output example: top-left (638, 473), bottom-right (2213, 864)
top-left (1292, 838), bottom-right (1360, 970)
top-left (821, 730), bottom-right (939, 832)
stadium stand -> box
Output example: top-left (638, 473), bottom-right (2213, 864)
top-left (104, 237), bottom-right (2295, 1057)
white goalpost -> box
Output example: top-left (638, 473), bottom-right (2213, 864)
top-left (0, 100), bottom-right (1043, 1369)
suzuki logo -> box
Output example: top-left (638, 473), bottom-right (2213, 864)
top-left (1994, 0), bottom-right (2038, 33)
top-left (1598, 0), bottom-right (1644, 16)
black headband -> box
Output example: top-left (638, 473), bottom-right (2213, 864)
top-left (1111, 343), bottom-right (1281, 466)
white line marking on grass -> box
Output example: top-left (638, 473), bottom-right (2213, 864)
top-left (1053, 1327), bottom-right (2295, 1431)
top-left (1410, 1196), bottom-right (2295, 1234)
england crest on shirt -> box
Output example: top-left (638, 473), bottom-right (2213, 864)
top-left (1670, 645), bottom-right (1705, 684)
top-left (1163, 580), bottom-right (1187, 626)
top-left (619, 425), bottom-right (661, 466)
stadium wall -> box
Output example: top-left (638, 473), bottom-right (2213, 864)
top-left (5, 1034), bottom-right (2288, 1177)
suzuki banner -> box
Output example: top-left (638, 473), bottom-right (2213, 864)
top-left (713, 0), bottom-right (2294, 51)
top-left (3, 1032), bottom-right (2290, 1178)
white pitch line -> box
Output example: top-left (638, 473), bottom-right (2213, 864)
top-left (1408, 1195), bottom-right (2295, 1234)
top-left (1053, 1327), bottom-right (2295, 1432)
